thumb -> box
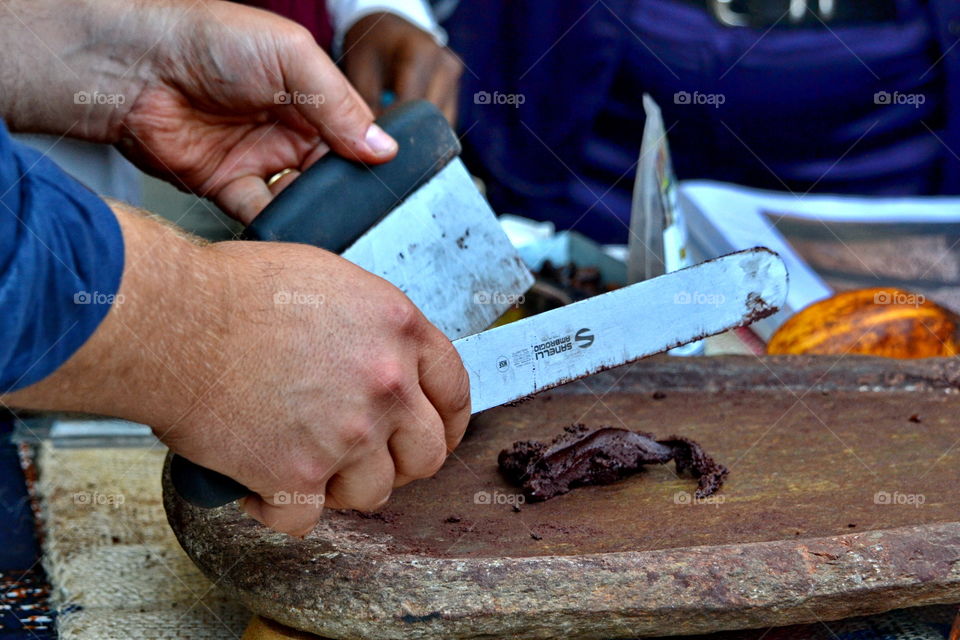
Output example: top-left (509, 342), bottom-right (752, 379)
top-left (277, 30), bottom-right (397, 164)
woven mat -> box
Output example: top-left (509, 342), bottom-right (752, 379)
top-left (34, 443), bottom-right (250, 639)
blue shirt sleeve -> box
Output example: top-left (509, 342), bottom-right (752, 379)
top-left (0, 119), bottom-right (124, 392)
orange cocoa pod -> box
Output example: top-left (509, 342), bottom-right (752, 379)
top-left (766, 288), bottom-right (960, 358)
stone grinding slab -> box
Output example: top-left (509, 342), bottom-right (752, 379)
top-left (162, 356), bottom-right (960, 640)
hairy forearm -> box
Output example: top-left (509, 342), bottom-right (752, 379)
top-left (2, 201), bottom-right (234, 430)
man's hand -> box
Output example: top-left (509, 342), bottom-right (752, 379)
top-left (342, 12), bottom-right (463, 124)
top-left (0, 0), bottom-right (398, 224)
top-left (2, 202), bottom-right (471, 537)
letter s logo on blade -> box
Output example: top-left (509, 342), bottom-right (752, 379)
top-left (575, 328), bottom-right (595, 349)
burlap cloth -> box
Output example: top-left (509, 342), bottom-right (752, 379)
top-left (34, 442), bottom-right (250, 639)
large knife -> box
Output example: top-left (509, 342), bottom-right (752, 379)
top-left (171, 247), bottom-right (788, 508)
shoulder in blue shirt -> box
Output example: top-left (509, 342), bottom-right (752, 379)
top-left (0, 119), bottom-right (124, 392)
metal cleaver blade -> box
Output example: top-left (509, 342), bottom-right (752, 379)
top-left (341, 157), bottom-right (533, 340)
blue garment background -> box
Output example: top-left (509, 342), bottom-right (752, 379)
top-left (0, 119), bottom-right (124, 392)
top-left (446, 0), bottom-right (960, 243)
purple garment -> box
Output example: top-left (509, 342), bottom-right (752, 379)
top-left (446, 0), bottom-right (959, 243)
top-left (243, 1), bottom-right (332, 48)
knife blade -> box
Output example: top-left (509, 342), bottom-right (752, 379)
top-left (340, 157), bottom-right (533, 339)
top-left (457, 247), bottom-right (786, 411)
top-left (171, 247), bottom-right (787, 508)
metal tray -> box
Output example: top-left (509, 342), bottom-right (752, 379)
top-left (163, 356), bottom-right (960, 639)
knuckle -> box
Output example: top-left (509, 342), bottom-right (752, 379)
top-left (338, 418), bottom-right (377, 450)
top-left (407, 421), bottom-right (448, 478)
top-left (357, 489), bottom-right (391, 511)
top-left (373, 491), bottom-right (392, 510)
top-left (289, 457), bottom-right (328, 489)
top-left (368, 357), bottom-right (410, 401)
top-left (447, 364), bottom-right (472, 415)
top-left (320, 86), bottom-right (370, 134)
top-left (281, 24), bottom-right (317, 54)
top-left (381, 297), bottom-right (421, 335)
top-left (357, 490), bottom-right (392, 512)
top-left (423, 443), bottom-right (448, 477)
top-left (441, 51), bottom-right (464, 76)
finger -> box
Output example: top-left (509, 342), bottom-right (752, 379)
top-left (417, 326), bottom-right (471, 452)
top-left (440, 91), bottom-right (459, 126)
top-left (426, 68), bottom-right (461, 125)
top-left (426, 50), bottom-right (463, 124)
top-left (345, 51), bottom-right (386, 114)
top-left (325, 448), bottom-right (396, 511)
top-left (278, 31), bottom-right (397, 163)
top-left (301, 141), bottom-right (331, 171)
top-left (268, 168), bottom-right (300, 196)
top-left (387, 391), bottom-right (449, 480)
top-left (272, 105), bottom-right (323, 140)
top-left (240, 491), bottom-right (324, 538)
top-left (393, 48), bottom-right (436, 103)
top-left (427, 81), bottom-right (457, 123)
top-left (215, 175), bottom-right (274, 225)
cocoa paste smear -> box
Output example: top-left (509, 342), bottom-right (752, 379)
top-left (498, 424), bottom-right (728, 501)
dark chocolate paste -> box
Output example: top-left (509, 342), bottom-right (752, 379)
top-left (498, 424), bottom-right (728, 502)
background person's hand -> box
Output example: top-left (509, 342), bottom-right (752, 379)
top-left (342, 12), bottom-right (463, 124)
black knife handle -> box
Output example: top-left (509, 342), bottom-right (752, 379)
top-left (170, 100), bottom-right (460, 510)
top-left (244, 99), bottom-right (461, 252)
top-left (170, 454), bottom-right (248, 509)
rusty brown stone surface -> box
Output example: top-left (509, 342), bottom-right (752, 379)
top-left (163, 356), bottom-right (960, 639)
